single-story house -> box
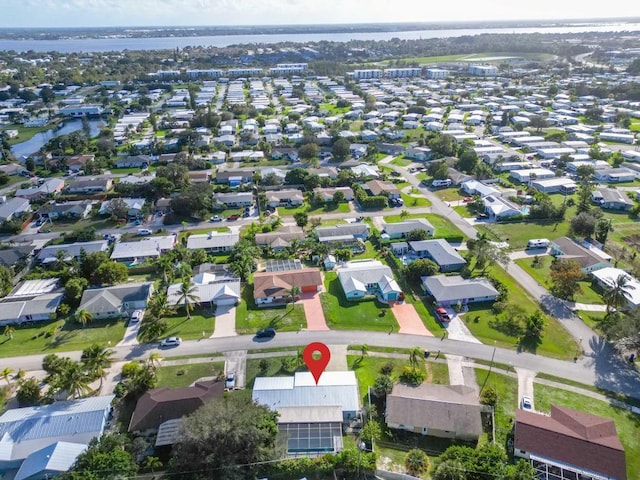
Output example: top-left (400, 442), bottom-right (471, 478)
top-left (382, 219), bottom-right (435, 239)
top-left (0, 197), bottom-right (30, 222)
top-left (421, 275), bottom-right (499, 306)
top-left (99, 197), bottom-right (146, 218)
top-left (509, 168), bottom-right (555, 183)
top-left (312, 187), bottom-right (354, 203)
top-left (0, 395), bottom-right (115, 478)
top-left (350, 163), bottom-right (380, 178)
top-left (265, 189), bottom-right (304, 208)
top-left (110, 235), bottom-right (176, 264)
top-left (65, 178), bottom-right (113, 194)
top-left (363, 180), bottom-right (401, 199)
top-left (255, 225), bottom-right (305, 251)
top-left (407, 239), bottom-right (466, 272)
top-left (37, 240), bottom-right (109, 264)
top-left (38, 200), bottom-right (93, 220)
top-left (188, 171), bottom-right (211, 183)
top-left (252, 268), bottom-right (323, 306)
top-left (214, 191), bottom-right (253, 208)
top-left (591, 188), bottom-right (634, 211)
top-left (337, 260), bottom-right (402, 303)
top-left (530, 178), bottom-right (577, 194)
top-left (593, 168), bottom-right (635, 183)
top-left (386, 383), bottom-right (484, 441)
top-left (550, 237), bottom-right (611, 273)
top-left (315, 223), bottom-right (370, 250)
top-left (514, 405), bottom-right (627, 480)
top-left (114, 155), bottom-right (151, 168)
top-left (405, 146), bottom-right (432, 161)
top-left (214, 170), bottom-right (254, 185)
top-left (0, 293), bottom-right (64, 326)
top-left (590, 267), bottom-right (640, 310)
top-left (186, 231), bottom-right (239, 253)
top-left (66, 154), bottom-right (95, 172)
top-left (129, 381), bottom-right (224, 440)
top-left (0, 245), bottom-right (35, 269)
top-left (77, 282), bottom-right (154, 320)
top-left (167, 272), bottom-right (240, 307)
top-left (483, 195), bottom-right (522, 220)
top-left (15, 178), bottom-right (65, 201)
top-left (460, 180), bottom-right (501, 198)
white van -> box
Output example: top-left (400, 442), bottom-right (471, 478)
top-left (431, 179), bottom-right (452, 188)
top-left (137, 228), bottom-right (152, 236)
top-left (527, 238), bottom-right (550, 249)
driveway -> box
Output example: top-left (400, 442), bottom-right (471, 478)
top-left (117, 314), bottom-right (142, 347)
top-left (516, 367), bottom-right (536, 411)
top-left (211, 304), bottom-right (237, 338)
top-left (300, 292), bottom-right (329, 331)
top-left (446, 310), bottom-right (481, 343)
top-left (391, 303), bottom-right (432, 336)
top-left (224, 350), bottom-right (247, 389)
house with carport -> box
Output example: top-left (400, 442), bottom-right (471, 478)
top-left (550, 237), bottom-right (611, 274)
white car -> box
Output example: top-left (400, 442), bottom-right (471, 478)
top-left (160, 337), bottom-right (182, 348)
top-left (225, 372), bottom-right (236, 390)
top-left (521, 395), bottom-right (533, 411)
top-left (130, 310), bottom-right (143, 323)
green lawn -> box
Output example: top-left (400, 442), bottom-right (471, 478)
top-left (475, 369), bottom-right (518, 446)
top-left (159, 309), bottom-right (216, 341)
top-left (477, 219), bottom-right (571, 250)
top-left (320, 272), bottom-right (397, 332)
top-left (453, 205), bottom-right (475, 218)
top-left (400, 193), bottom-right (431, 207)
top-left (574, 310), bottom-right (607, 331)
top-left (245, 355), bottom-right (303, 390)
top-left (0, 318), bottom-right (127, 358)
top-left (47, 216), bottom-right (115, 234)
top-left (156, 361), bottom-right (224, 388)
top-left (515, 256), bottom-right (605, 305)
top-left (463, 266), bottom-right (579, 360)
top-left (433, 187), bottom-right (466, 202)
top-left (2, 124), bottom-right (56, 145)
top-left (236, 286), bottom-right (306, 334)
top-left (281, 202), bottom-right (350, 216)
top-left (534, 384), bottom-right (640, 480)
top-left (382, 213), bottom-right (466, 241)
top-left (390, 156), bottom-right (412, 167)
top-left (351, 240), bottom-right (379, 261)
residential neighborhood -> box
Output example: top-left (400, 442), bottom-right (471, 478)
top-left (0, 19), bottom-right (640, 480)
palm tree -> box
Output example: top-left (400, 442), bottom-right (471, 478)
top-left (1, 367), bottom-right (13, 386)
top-left (409, 347), bottom-right (424, 370)
top-left (154, 255), bottom-right (174, 285)
top-left (287, 285), bottom-right (301, 304)
top-left (75, 309), bottom-right (93, 327)
top-left (400, 209), bottom-right (409, 220)
top-left (3, 325), bottom-right (15, 340)
top-left (146, 352), bottom-right (163, 370)
top-left (360, 344), bottom-right (369, 359)
top-left (603, 273), bottom-right (635, 315)
top-left (176, 277), bottom-right (199, 319)
top-left (81, 344), bottom-right (114, 390)
top-left (60, 362), bottom-right (91, 399)
top-left (147, 292), bottom-right (175, 319)
top-left (144, 456), bottom-right (163, 473)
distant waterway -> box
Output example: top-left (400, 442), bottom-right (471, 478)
top-left (2, 23), bottom-right (640, 52)
top-left (11, 119), bottom-right (104, 159)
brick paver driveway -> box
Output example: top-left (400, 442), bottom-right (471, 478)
top-left (300, 292), bottom-right (330, 331)
top-left (391, 303), bottom-right (433, 336)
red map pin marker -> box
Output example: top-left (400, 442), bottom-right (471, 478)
top-left (303, 342), bottom-right (331, 385)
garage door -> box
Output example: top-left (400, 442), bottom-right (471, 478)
top-left (301, 285), bottom-right (317, 293)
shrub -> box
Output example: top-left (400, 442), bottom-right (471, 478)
top-left (405, 448), bottom-right (430, 477)
top-left (121, 362), bottom-right (143, 378)
top-left (399, 366), bottom-right (426, 386)
top-left (379, 362), bottom-right (394, 375)
top-left (480, 386), bottom-right (498, 406)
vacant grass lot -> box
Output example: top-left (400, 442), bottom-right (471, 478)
top-left (477, 219), bottom-right (571, 250)
top-left (515, 256), bottom-right (604, 305)
top-left (433, 187), bottom-right (466, 202)
top-left (383, 213), bottom-right (467, 241)
top-left (400, 192), bottom-right (431, 207)
top-left (156, 361), bottom-right (224, 388)
top-left (534, 384), bottom-right (640, 480)
top-left (475, 369), bottom-right (518, 446)
top-left (48, 216), bottom-right (115, 234)
top-left (281, 201), bottom-right (350, 216)
top-left (463, 266), bottom-right (579, 360)
top-left (0, 318), bottom-right (126, 358)
top-left (236, 286), bottom-right (306, 334)
top-left (160, 309), bottom-right (216, 340)
top-left (320, 272), bottom-right (397, 332)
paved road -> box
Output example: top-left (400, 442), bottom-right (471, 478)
top-left (5, 330), bottom-right (639, 397)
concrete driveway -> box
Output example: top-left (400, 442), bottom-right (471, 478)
top-left (447, 310), bottom-right (481, 343)
top-left (117, 313), bottom-right (143, 347)
top-left (516, 367), bottom-right (536, 411)
top-left (224, 350), bottom-right (247, 389)
top-left (211, 304), bottom-right (237, 338)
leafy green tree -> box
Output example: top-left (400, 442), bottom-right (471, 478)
top-left (550, 259), bottom-right (584, 300)
top-left (0, 264), bottom-right (14, 296)
top-left (360, 420), bottom-right (382, 444)
top-left (298, 142), bottom-right (319, 160)
top-left (333, 190), bottom-right (346, 203)
top-left (59, 433), bottom-right (137, 480)
top-left (16, 377), bottom-right (41, 406)
top-left (331, 137), bottom-right (350, 160)
top-left (524, 310), bottom-right (546, 341)
top-left (479, 386), bottom-right (497, 406)
top-left (595, 218), bottom-right (613, 246)
top-left (64, 277), bottom-right (89, 307)
top-left (373, 374), bottom-right (394, 397)
top-left (293, 212), bottom-right (308, 227)
top-left (3, 325), bottom-right (15, 341)
top-left (467, 233), bottom-right (508, 275)
top-left (92, 261), bottom-right (128, 285)
top-left (405, 448), bottom-right (430, 477)
top-left (570, 211), bottom-right (598, 238)
top-left (104, 197), bottom-right (129, 220)
top-left (169, 396), bottom-right (279, 480)
top-left (403, 258), bottom-right (439, 282)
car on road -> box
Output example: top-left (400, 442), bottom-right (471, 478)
top-left (137, 228), bottom-right (152, 235)
top-left (160, 336), bottom-right (182, 348)
top-left (255, 327), bottom-right (276, 339)
top-left (225, 372), bottom-right (236, 389)
top-left (209, 215), bottom-right (222, 222)
top-left (130, 310), bottom-right (143, 323)
top-left (462, 197), bottom-right (474, 203)
top-left (35, 218), bottom-right (45, 227)
top-left (227, 214), bottom-right (240, 221)
top-left (521, 395), bottom-right (533, 411)
top-left (435, 307), bottom-right (451, 322)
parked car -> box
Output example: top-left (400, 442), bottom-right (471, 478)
top-left (255, 327), bottom-right (276, 339)
top-left (462, 197), bottom-right (474, 203)
top-left (209, 215), bottom-right (222, 222)
top-left (521, 395), bottom-right (533, 411)
top-left (160, 336), bottom-right (182, 348)
top-left (227, 214), bottom-right (240, 221)
top-left (130, 310), bottom-right (143, 323)
top-left (137, 228), bottom-right (152, 235)
top-left (225, 372), bottom-right (236, 389)
top-left (435, 307), bottom-right (451, 321)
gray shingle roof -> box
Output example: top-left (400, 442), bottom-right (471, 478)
top-left (409, 239), bottom-right (466, 267)
top-left (421, 275), bottom-right (498, 303)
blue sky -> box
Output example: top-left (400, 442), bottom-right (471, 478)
top-left (1, 0), bottom-right (639, 28)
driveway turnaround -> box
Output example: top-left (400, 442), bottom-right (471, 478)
top-left (301, 292), bottom-right (329, 331)
top-left (117, 317), bottom-right (142, 347)
top-left (391, 303), bottom-right (432, 336)
top-left (447, 313), bottom-right (481, 343)
top-left (211, 305), bottom-right (237, 338)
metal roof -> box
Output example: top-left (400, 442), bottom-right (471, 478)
top-left (7, 278), bottom-right (61, 299)
top-left (15, 441), bottom-right (86, 480)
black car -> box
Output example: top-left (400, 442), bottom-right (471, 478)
top-left (255, 327), bottom-right (276, 338)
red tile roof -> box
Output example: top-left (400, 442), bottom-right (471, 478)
top-left (253, 268), bottom-right (323, 300)
top-left (514, 405), bottom-right (626, 480)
